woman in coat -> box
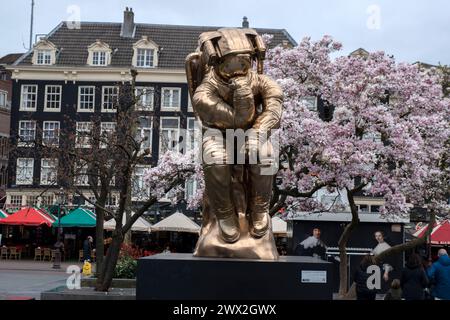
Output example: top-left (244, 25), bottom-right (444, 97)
top-left (401, 253), bottom-right (429, 300)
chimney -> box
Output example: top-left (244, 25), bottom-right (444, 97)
top-left (242, 16), bottom-right (249, 28)
top-left (121, 7), bottom-right (135, 38)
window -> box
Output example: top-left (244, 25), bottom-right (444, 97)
top-left (92, 51), bottom-right (107, 66)
top-left (36, 50), bottom-right (52, 65)
top-left (41, 195), bottom-right (54, 206)
top-left (20, 85), bottom-right (38, 111)
top-left (78, 86), bottom-right (95, 112)
top-left (136, 116), bottom-right (152, 156)
top-left (187, 95), bottom-right (193, 112)
top-left (136, 49), bottom-right (154, 67)
top-left (0, 90), bottom-right (7, 108)
top-left (359, 204), bottom-right (369, 212)
top-left (75, 161), bottom-right (89, 186)
top-left (27, 195), bottom-right (39, 207)
top-left (371, 205), bottom-right (381, 213)
top-left (44, 85), bottom-right (62, 111)
top-left (101, 86), bottom-right (118, 112)
top-left (42, 121), bottom-right (60, 146)
top-left (10, 195), bottom-right (23, 207)
top-left (160, 117), bottom-right (180, 155)
top-left (40, 159), bottom-right (58, 185)
top-left (100, 122), bottom-right (116, 148)
top-left (75, 122), bottom-right (93, 148)
top-left (18, 120), bottom-right (36, 147)
top-left (87, 40), bottom-right (111, 66)
top-left (16, 158), bottom-right (34, 185)
top-left (301, 96), bottom-right (317, 112)
top-left (132, 166), bottom-right (151, 200)
top-left (185, 178), bottom-right (198, 200)
top-left (186, 117), bottom-right (199, 152)
top-left (106, 195), bottom-right (118, 207)
top-left (135, 87), bottom-right (154, 111)
top-left (161, 88), bottom-right (181, 110)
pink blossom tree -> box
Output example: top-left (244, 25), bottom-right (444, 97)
top-left (266, 36), bottom-right (449, 296)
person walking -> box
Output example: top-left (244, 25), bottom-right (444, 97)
top-left (83, 236), bottom-right (93, 262)
top-left (353, 255), bottom-right (378, 300)
top-left (427, 249), bottom-right (450, 300)
top-left (401, 253), bottom-right (429, 300)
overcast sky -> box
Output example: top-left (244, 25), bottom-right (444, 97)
top-left (1, 0), bottom-right (449, 65)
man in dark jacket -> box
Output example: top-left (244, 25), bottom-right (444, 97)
top-left (83, 236), bottom-right (93, 262)
top-left (427, 249), bottom-right (450, 300)
top-left (401, 253), bottom-right (428, 300)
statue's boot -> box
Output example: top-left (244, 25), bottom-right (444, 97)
top-left (248, 164), bottom-right (273, 238)
top-left (204, 164), bottom-right (240, 243)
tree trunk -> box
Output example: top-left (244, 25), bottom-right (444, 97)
top-left (96, 231), bottom-right (124, 292)
top-left (337, 190), bottom-right (360, 297)
top-left (95, 207), bottom-right (105, 278)
top-left (124, 193), bottom-right (132, 245)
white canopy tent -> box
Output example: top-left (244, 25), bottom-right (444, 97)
top-left (272, 216), bottom-right (287, 237)
top-left (104, 213), bottom-right (152, 233)
top-left (151, 211), bottom-right (201, 234)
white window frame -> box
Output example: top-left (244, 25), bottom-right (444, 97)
top-left (136, 116), bottom-right (153, 156)
top-left (75, 122), bottom-right (93, 148)
top-left (18, 120), bottom-right (36, 147)
top-left (161, 87), bottom-right (181, 111)
top-left (186, 117), bottom-right (198, 152)
top-left (20, 85), bottom-right (38, 111)
top-left (187, 95), bottom-right (193, 112)
top-left (0, 90), bottom-right (7, 108)
top-left (301, 96), bottom-right (318, 112)
top-left (74, 160), bottom-right (89, 186)
top-left (159, 117), bottom-right (180, 156)
top-left (185, 178), bottom-right (198, 201)
top-left (40, 158), bottom-right (58, 186)
top-left (136, 48), bottom-right (155, 68)
top-left (10, 195), bottom-right (24, 207)
top-left (101, 86), bottom-right (118, 113)
top-left (16, 158), bottom-right (34, 185)
top-left (135, 86), bottom-right (154, 111)
top-left (92, 51), bottom-right (107, 66)
top-left (36, 50), bottom-right (52, 65)
top-left (100, 122), bottom-right (116, 148)
top-left (77, 86), bottom-right (96, 112)
top-left (44, 85), bottom-right (62, 112)
top-left (132, 165), bottom-right (151, 201)
top-left (42, 121), bottom-right (60, 146)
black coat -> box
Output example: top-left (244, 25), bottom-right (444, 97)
top-left (401, 265), bottom-right (428, 300)
top-left (354, 266), bottom-right (377, 300)
top-left (83, 240), bottom-right (92, 260)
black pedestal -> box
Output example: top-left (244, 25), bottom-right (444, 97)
top-left (136, 253), bottom-right (333, 300)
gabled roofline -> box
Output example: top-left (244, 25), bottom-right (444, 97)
top-left (13, 21), bottom-right (65, 66)
top-left (281, 29), bottom-right (297, 47)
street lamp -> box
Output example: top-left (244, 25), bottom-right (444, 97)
top-left (53, 187), bottom-right (65, 269)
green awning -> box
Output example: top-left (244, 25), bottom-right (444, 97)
top-left (53, 207), bottom-right (96, 228)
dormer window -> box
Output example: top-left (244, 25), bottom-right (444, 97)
top-left (87, 40), bottom-right (112, 67)
top-left (37, 50), bottom-right (52, 65)
top-left (137, 49), bottom-right (154, 67)
top-left (32, 39), bottom-right (57, 66)
top-left (92, 51), bottom-right (107, 66)
top-left (133, 36), bottom-right (158, 68)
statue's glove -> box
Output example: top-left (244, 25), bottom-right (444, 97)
top-left (230, 76), bottom-right (253, 99)
top-left (230, 76), bottom-right (255, 129)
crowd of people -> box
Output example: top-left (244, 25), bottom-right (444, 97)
top-left (354, 249), bottom-right (450, 300)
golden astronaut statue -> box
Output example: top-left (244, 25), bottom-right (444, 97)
top-left (186, 28), bottom-right (283, 260)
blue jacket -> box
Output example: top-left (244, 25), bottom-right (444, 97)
top-left (427, 254), bottom-right (450, 300)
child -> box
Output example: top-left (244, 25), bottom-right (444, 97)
top-left (384, 279), bottom-right (402, 300)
